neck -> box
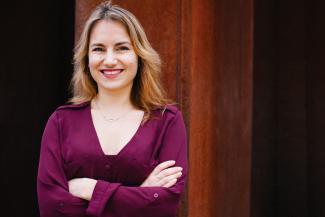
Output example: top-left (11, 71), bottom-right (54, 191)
top-left (94, 86), bottom-right (134, 112)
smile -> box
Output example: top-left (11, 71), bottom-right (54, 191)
top-left (100, 69), bottom-right (124, 78)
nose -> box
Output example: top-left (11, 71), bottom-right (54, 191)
top-left (103, 50), bottom-right (117, 66)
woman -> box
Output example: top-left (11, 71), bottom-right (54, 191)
top-left (37, 1), bottom-right (188, 217)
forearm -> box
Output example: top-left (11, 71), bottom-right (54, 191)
top-left (37, 179), bottom-right (88, 217)
top-left (38, 112), bottom-right (88, 217)
top-left (68, 178), bottom-right (97, 201)
top-left (87, 178), bottom-right (186, 217)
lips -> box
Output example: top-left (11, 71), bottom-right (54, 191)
top-left (100, 69), bottom-right (123, 79)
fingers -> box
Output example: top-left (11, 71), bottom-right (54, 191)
top-left (145, 160), bottom-right (184, 188)
top-left (151, 160), bottom-right (176, 176)
top-left (156, 166), bottom-right (183, 179)
top-left (160, 172), bottom-right (183, 188)
top-left (163, 178), bottom-right (177, 188)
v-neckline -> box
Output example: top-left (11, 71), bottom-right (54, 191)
top-left (87, 102), bottom-right (144, 158)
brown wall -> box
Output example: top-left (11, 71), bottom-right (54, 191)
top-left (190, 0), bottom-right (253, 217)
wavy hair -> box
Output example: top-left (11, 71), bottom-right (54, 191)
top-left (68, 1), bottom-right (172, 121)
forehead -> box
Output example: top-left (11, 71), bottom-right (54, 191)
top-left (89, 19), bottom-right (131, 44)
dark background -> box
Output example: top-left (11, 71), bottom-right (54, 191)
top-left (0, 0), bottom-right (324, 217)
top-left (252, 0), bottom-right (325, 216)
top-left (0, 1), bottom-right (74, 216)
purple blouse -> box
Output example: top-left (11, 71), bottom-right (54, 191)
top-left (37, 101), bottom-right (188, 217)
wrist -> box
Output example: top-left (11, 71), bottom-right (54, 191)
top-left (82, 178), bottom-right (97, 201)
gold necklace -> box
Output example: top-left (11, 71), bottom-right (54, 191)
top-left (94, 99), bottom-right (132, 123)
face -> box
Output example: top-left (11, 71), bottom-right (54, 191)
top-left (88, 19), bottom-right (138, 94)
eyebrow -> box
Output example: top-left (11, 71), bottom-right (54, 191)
top-left (116, 41), bottom-right (131, 46)
top-left (90, 41), bottom-right (131, 47)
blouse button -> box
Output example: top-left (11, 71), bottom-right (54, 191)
top-left (105, 165), bottom-right (111, 169)
top-left (153, 193), bottom-right (159, 198)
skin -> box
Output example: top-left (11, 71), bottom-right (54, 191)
top-left (68, 20), bottom-right (182, 201)
top-left (88, 20), bottom-right (138, 95)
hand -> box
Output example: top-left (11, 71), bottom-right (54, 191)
top-left (68, 178), bottom-right (97, 201)
top-left (140, 160), bottom-right (183, 188)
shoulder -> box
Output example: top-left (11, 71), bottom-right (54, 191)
top-left (48, 101), bottom-right (90, 122)
top-left (151, 104), bottom-right (184, 124)
top-left (152, 104), bottom-right (186, 133)
top-left (55, 101), bottom-right (90, 111)
top-left (162, 104), bottom-right (179, 115)
top-left (153, 104), bottom-right (180, 117)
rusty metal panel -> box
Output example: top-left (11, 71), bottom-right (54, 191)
top-left (188, 0), bottom-right (253, 216)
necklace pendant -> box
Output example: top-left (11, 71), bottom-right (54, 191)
top-left (107, 118), bottom-right (115, 122)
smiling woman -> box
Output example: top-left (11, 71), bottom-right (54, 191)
top-left (37, 1), bottom-right (188, 217)
top-left (88, 20), bottom-right (138, 93)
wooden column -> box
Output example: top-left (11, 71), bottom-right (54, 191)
top-left (75, 1), bottom-right (253, 216)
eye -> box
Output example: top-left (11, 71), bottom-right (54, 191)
top-left (117, 46), bottom-right (130, 51)
top-left (92, 47), bottom-right (104, 52)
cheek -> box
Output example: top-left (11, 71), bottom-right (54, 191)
top-left (87, 56), bottom-right (101, 81)
top-left (88, 55), bottom-right (98, 69)
top-left (123, 54), bottom-right (138, 73)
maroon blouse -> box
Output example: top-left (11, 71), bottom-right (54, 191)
top-left (37, 101), bottom-right (188, 217)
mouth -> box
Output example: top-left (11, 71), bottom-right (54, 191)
top-left (100, 69), bottom-right (124, 79)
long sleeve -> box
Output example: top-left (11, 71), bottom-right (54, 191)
top-left (37, 111), bottom-right (88, 217)
top-left (86, 110), bottom-right (188, 217)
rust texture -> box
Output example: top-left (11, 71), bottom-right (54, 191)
top-left (188, 0), bottom-right (252, 216)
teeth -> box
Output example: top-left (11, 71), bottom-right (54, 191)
top-left (102, 70), bottom-right (122, 75)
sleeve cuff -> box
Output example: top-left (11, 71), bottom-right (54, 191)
top-left (86, 180), bottom-right (121, 217)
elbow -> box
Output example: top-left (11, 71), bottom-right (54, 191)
top-left (37, 180), bottom-right (87, 217)
top-left (38, 196), bottom-right (61, 217)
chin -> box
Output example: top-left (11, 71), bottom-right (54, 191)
top-left (98, 82), bottom-right (132, 92)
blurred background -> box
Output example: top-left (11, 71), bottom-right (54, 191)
top-left (1, 0), bottom-right (325, 217)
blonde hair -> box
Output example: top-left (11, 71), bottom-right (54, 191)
top-left (68, 1), bottom-right (172, 121)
